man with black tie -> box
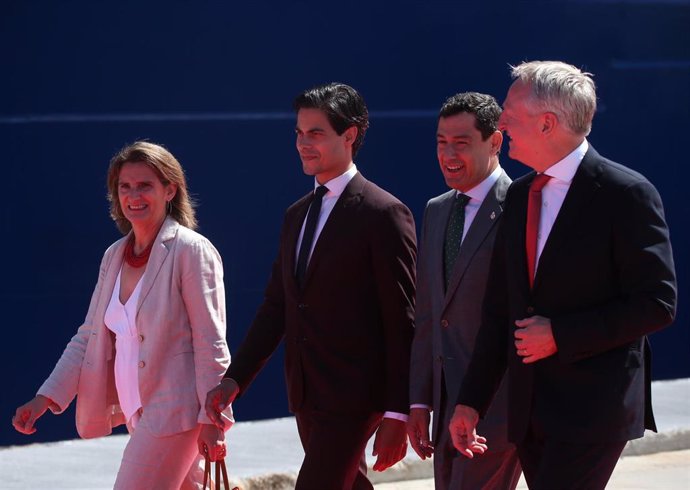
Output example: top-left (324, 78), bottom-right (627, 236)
top-left (449, 61), bottom-right (677, 489)
top-left (205, 83), bottom-right (417, 489)
top-left (408, 92), bottom-right (521, 489)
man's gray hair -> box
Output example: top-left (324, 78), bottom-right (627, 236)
top-left (510, 61), bottom-right (597, 136)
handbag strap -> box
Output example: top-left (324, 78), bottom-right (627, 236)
top-left (203, 455), bottom-right (211, 489)
top-left (203, 454), bottom-right (235, 490)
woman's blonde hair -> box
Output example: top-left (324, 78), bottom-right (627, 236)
top-left (107, 141), bottom-right (197, 233)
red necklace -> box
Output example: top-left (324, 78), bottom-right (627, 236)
top-left (123, 235), bottom-right (154, 268)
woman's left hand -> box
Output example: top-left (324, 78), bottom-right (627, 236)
top-left (198, 423), bottom-right (226, 461)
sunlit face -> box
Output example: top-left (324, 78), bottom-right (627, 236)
top-left (498, 80), bottom-right (545, 169)
top-left (437, 112), bottom-right (501, 192)
top-left (117, 162), bottom-right (177, 230)
top-left (295, 108), bottom-right (355, 184)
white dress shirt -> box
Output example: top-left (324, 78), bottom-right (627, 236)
top-left (104, 268), bottom-right (144, 426)
top-left (535, 139), bottom-right (588, 271)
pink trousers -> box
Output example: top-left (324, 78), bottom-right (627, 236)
top-left (114, 411), bottom-right (206, 490)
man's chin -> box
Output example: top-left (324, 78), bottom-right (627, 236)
top-left (301, 164), bottom-right (317, 176)
top-left (444, 177), bottom-right (466, 190)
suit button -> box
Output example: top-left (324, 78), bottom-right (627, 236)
top-left (526, 306), bottom-right (535, 314)
top-left (138, 334), bottom-right (144, 342)
top-left (138, 361), bottom-right (145, 368)
top-left (441, 319), bottom-right (449, 328)
top-left (298, 303), bottom-right (308, 310)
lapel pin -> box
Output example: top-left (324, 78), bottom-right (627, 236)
top-left (490, 211), bottom-right (496, 220)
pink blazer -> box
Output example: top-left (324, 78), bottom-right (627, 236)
top-left (38, 217), bottom-right (231, 438)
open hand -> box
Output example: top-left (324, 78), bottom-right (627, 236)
top-left (372, 418), bottom-right (407, 471)
top-left (407, 408), bottom-right (433, 459)
top-left (448, 404), bottom-right (487, 458)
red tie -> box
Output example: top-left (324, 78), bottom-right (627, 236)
top-left (526, 173), bottom-right (552, 288)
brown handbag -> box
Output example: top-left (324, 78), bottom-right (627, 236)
top-left (202, 454), bottom-right (238, 490)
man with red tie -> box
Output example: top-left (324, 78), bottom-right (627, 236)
top-left (449, 61), bottom-right (677, 489)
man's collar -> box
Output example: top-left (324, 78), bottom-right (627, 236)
top-left (455, 165), bottom-right (503, 202)
top-left (543, 139), bottom-right (588, 183)
top-left (314, 164), bottom-right (358, 196)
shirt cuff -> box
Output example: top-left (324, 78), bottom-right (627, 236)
top-left (383, 411), bottom-right (409, 422)
top-left (410, 404), bottom-right (432, 411)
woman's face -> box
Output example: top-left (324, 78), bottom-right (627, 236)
top-left (117, 161), bottom-right (177, 231)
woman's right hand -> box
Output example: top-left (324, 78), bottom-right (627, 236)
top-left (12, 395), bottom-right (52, 435)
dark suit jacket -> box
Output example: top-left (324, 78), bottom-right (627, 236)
top-left (458, 146), bottom-right (677, 444)
top-left (228, 172), bottom-right (417, 415)
top-left (410, 171), bottom-right (513, 450)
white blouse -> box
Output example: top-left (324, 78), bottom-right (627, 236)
top-left (104, 267), bottom-right (144, 426)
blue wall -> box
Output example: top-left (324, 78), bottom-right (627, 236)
top-left (2, 1), bottom-right (688, 446)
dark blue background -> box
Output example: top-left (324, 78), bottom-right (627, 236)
top-left (2, 1), bottom-right (688, 446)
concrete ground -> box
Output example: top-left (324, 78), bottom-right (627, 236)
top-left (2, 379), bottom-right (688, 489)
top-left (375, 450), bottom-right (690, 489)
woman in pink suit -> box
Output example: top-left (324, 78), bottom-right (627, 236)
top-left (12, 141), bottom-right (232, 489)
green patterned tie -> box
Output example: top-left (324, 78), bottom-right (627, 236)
top-left (444, 193), bottom-right (471, 290)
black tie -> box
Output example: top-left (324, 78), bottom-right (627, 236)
top-left (444, 193), bottom-right (471, 290)
top-left (296, 185), bottom-right (329, 288)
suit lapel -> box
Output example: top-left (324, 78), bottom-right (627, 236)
top-left (301, 172), bottom-right (365, 289)
top-left (444, 172), bottom-right (510, 306)
top-left (430, 191), bottom-right (456, 298)
top-left (136, 217), bottom-right (177, 315)
top-left (508, 174), bottom-right (532, 292)
top-left (533, 148), bottom-right (603, 291)
top-left (100, 236), bottom-right (127, 330)
top-left (285, 193), bottom-right (312, 294)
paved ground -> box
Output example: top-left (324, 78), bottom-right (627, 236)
top-left (374, 450), bottom-right (690, 489)
top-left (2, 379), bottom-right (688, 489)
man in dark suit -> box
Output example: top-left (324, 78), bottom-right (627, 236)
top-left (449, 61), bottom-right (677, 490)
top-left (205, 83), bottom-right (417, 490)
top-left (408, 92), bottom-right (521, 489)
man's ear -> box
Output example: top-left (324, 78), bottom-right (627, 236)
top-left (343, 126), bottom-right (358, 147)
top-left (489, 130), bottom-right (503, 154)
top-left (541, 112), bottom-right (558, 135)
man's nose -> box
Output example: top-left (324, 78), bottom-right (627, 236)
top-left (441, 144), bottom-right (455, 159)
top-left (296, 134), bottom-right (310, 148)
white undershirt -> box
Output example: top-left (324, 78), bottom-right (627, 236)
top-left (104, 267), bottom-right (144, 426)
